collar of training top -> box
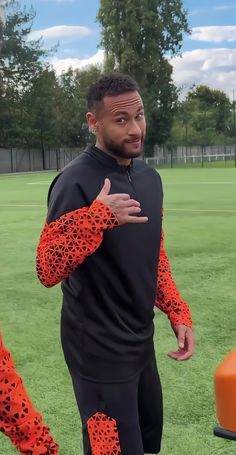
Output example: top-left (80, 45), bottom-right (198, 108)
top-left (86, 146), bottom-right (134, 172)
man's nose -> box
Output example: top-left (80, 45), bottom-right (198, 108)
top-left (127, 120), bottom-right (141, 136)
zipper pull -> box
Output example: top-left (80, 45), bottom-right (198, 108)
top-left (127, 170), bottom-right (132, 183)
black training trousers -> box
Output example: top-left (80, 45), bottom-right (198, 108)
top-left (70, 353), bottom-right (163, 455)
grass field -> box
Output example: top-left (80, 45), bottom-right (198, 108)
top-left (0, 167), bottom-right (235, 455)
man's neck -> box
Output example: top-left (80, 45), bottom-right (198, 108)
top-left (95, 140), bottom-right (131, 167)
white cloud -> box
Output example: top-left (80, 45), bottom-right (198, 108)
top-left (189, 5), bottom-right (236, 16)
top-left (215, 5), bottom-right (236, 11)
top-left (191, 26), bottom-right (236, 43)
top-left (40, 0), bottom-right (75, 2)
top-left (50, 50), bottom-right (105, 73)
top-left (171, 48), bottom-right (236, 98)
top-left (50, 48), bottom-right (236, 99)
top-left (30, 25), bottom-right (92, 41)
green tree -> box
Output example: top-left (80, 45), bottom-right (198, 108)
top-left (20, 69), bottom-right (62, 151)
top-left (188, 85), bottom-right (231, 136)
top-left (58, 65), bottom-right (103, 146)
top-left (0, 0), bottom-right (48, 92)
top-left (0, 1), bottom-right (5, 53)
top-left (97, 0), bottom-right (189, 153)
top-left (0, 0), bottom-right (51, 146)
top-left (170, 85), bottom-right (233, 147)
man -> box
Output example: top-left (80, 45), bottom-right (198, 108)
top-left (0, 332), bottom-right (58, 454)
top-left (36, 72), bottom-right (194, 455)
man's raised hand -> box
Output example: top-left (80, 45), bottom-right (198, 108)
top-left (97, 178), bottom-right (148, 225)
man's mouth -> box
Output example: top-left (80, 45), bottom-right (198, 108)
top-left (126, 138), bottom-right (142, 144)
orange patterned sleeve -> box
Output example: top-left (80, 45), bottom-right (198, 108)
top-left (155, 229), bottom-right (192, 328)
top-left (0, 333), bottom-right (58, 454)
top-left (36, 199), bottom-right (118, 288)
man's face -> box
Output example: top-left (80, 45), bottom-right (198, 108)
top-left (88, 91), bottom-right (146, 160)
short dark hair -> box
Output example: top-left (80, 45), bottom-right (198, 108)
top-left (86, 72), bottom-right (140, 112)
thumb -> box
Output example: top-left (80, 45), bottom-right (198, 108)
top-left (97, 178), bottom-right (111, 199)
top-left (177, 327), bottom-right (186, 349)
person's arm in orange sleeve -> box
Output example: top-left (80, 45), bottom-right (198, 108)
top-left (155, 227), bottom-right (195, 361)
top-left (0, 332), bottom-right (58, 454)
top-left (36, 199), bottom-right (118, 288)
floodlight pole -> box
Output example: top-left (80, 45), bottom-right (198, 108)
top-left (233, 91), bottom-right (236, 134)
top-left (233, 91), bottom-right (236, 167)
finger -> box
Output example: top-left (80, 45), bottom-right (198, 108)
top-left (112, 198), bottom-right (140, 207)
top-left (122, 199), bottom-right (140, 207)
top-left (168, 350), bottom-right (193, 361)
top-left (168, 351), bottom-right (183, 360)
top-left (127, 216), bottom-right (148, 224)
top-left (97, 178), bottom-right (111, 199)
top-left (127, 206), bottom-right (142, 215)
top-left (110, 193), bottom-right (131, 201)
top-left (185, 331), bottom-right (195, 356)
top-left (177, 327), bottom-right (186, 350)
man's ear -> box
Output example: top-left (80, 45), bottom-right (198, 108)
top-left (86, 112), bottom-right (98, 134)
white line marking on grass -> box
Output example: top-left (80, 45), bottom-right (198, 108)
top-left (166, 208), bottom-right (236, 213)
top-left (27, 182), bottom-right (51, 185)
top-left (0, 204), bottom-right (45, 208)
top-left (0, 171), bottom-right (55, 177)
top-left (164, 182), bottom-right (236, 185)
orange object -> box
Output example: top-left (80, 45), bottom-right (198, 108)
top-left (214, 349), bottom-right (236, 440)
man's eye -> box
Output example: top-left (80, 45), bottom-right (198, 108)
top-left (137, 113), bottom-right (144, 120)
top-left (116, 118), bottom-right (126, 124)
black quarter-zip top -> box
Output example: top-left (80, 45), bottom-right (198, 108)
top-left (41, 146), bottom-right (163, 382)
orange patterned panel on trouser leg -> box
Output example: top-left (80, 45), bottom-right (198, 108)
top-left (0, 335), bottom-right (58, 455)
top-left (87, 412), bottom-right (122, 455)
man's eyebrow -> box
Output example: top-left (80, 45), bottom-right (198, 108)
top-left (113, 106), bottom-right (144, 116)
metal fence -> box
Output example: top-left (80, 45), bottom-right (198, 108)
top-left (145, 144), bottom-right (236, 168)
top-left (0, 147), bottom-right (83, 174)
top-left (0, 144), bottom-right (236, 174)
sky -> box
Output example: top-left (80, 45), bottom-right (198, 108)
top-left (21, 0), bottom-right (236, 99)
